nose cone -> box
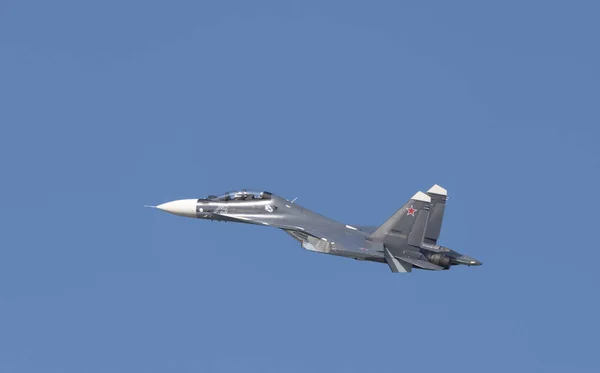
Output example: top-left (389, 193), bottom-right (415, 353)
top-left (156, 199), bottom-right (198, 218)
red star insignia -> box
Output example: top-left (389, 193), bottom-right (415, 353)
top-left (406, 205), bottom-right (417, 216)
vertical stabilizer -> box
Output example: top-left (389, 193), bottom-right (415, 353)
top-left (369, 191), bottom-right (431, 244)
top-left (425, 184), bottom-right (448, 244)
top-left (407, 201), bottom-right (430, 247)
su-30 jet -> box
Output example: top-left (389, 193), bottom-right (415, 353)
top-left (148, 185), bottom-right (481, 273)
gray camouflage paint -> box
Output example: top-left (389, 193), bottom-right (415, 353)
top-left (166, 187), bottom-right (481, 273)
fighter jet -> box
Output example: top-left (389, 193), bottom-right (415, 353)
top-left (148, 185), bottom-right (481, 273)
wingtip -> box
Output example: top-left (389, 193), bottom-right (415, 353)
top-left (411, 191), bottom-right (431, 203)
top-left (427, 184), bottom-right (447, 196)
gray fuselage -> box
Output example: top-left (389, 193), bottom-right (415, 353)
top-left (152, 188), bottom-right (481, 271)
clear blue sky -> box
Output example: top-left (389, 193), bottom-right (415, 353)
top-left (1, 1), bottom-right (599, 372)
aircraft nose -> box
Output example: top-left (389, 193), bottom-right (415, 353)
top-left (156, 199), bottom-right (198, 218)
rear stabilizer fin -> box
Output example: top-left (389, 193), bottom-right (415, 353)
top-left (384, 247), bottom-right (412, 273)
top-left (395, 255), bottom-right (444, 271)
top-left (369, 190), bottom-right (431, 242)
top-left (411, 191), bottom-right (431, 202)
top-left (427, 184), bottom-right (447, 196)
top-left (407, 202), bottom-right (430, 247)
top-left (425, 184), bottom-right (448, 244)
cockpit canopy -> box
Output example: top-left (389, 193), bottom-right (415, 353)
top-left (206, 189), bottom-right (272, 201)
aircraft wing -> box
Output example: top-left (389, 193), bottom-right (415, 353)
top-left (283, 222), bottom-right (367, 250)
top-left (277, 215), bottom-right (369, 255)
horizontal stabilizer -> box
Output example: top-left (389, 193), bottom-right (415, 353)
top-left (384, 247), bottom-right (412, 273)
top-left (395, 255), bottom-right (444, 271)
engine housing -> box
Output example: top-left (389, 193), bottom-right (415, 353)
top-left (426, 253), bottom-right (452, 268)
